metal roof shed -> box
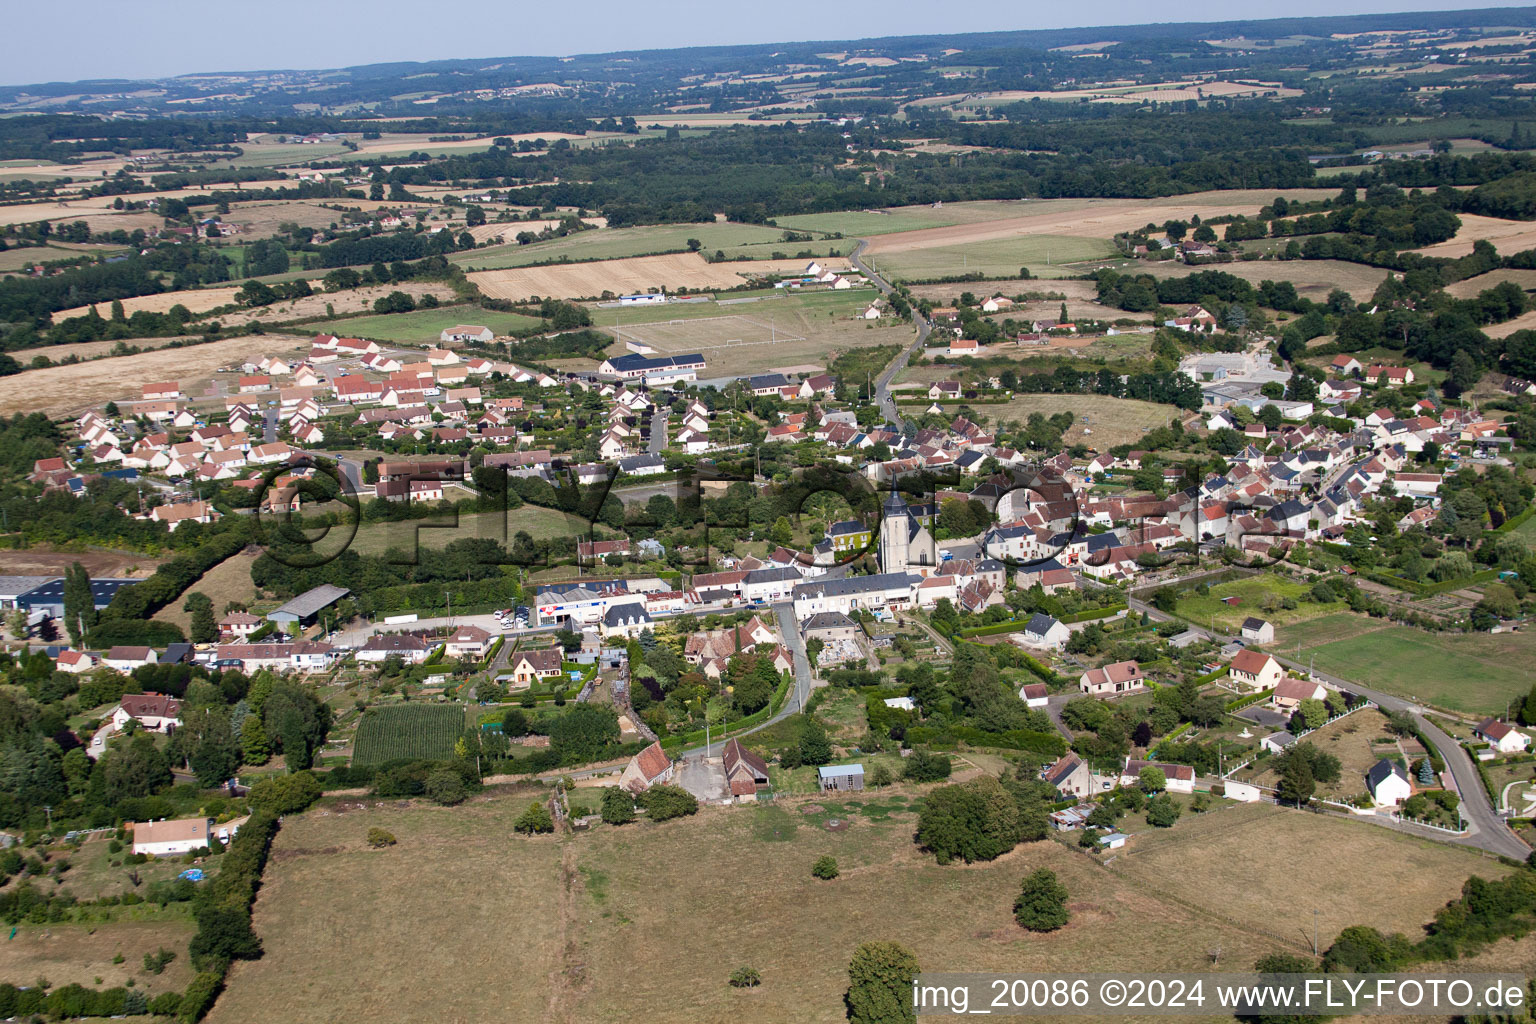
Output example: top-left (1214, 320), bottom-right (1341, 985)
top-left (267, 584), bottom-right (350, 625)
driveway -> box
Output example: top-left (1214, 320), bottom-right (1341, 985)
top-left (673, 755), bottom-right (729, 803)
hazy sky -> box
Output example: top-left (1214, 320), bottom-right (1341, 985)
top-left (5, 0), bottom-right (1529, 86)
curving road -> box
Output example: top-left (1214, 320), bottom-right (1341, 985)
top-left (1127, 594), bottom-right (1531, 861)
top-left (850, 239), bottom-right (930, 433)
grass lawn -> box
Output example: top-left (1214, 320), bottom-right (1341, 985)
top-left (875, 234), bottom-right (1119, 281)
top-left (206, 786), bottom-right (1508, 1024)
top-left (962, 394), bottom-right (1179, 449)
top-left (1486, 760), bottom-right (1536, 813)
top-left (348, 506), bottom-right (589, 557)
top-left (1506, 513), bottom-right (1536, 551)
top-left (153, 551), bottom-right (260, 632)
top-left (321, 307), bottom-right (544, 344)
top-left (452, 223), bottom-right (801, 271)
top-left (1174, 572), bottom-right (1344, 633)
top-left (1275, 612), bottom-right (1536, 714)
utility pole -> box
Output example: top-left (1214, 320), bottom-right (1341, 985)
top-left (1312, 909), bottom-right (1319, 956)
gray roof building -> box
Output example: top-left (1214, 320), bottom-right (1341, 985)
top-left (268, 584), bottom-right (351, 624)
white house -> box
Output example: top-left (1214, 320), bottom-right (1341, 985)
top-left (1367, 759), bottom-right (1412, 807)
top-left (1239, 617), bottom-right (1274, 644)
top-left (1079, 660), bottom-right (1146, 697)
top-left (1228, 649), bottom-right (1284, 692)
top-left (439, 325), bottom-right (494, 343)
top-left (103, 647), bottom-right (159, 674)
top-left (1475, 718), bottom-right (1531, 754)
top-left (1020, 613), bottom-right (1070, 649)
top-left (130, 817), bottom-right (215, 857)
top-left (1018, 682), bottom-right (1049, 708)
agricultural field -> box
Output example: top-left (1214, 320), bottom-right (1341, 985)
top-left (0, 333), bottom-right (312, 417)
top-left (1275, 613), bottom-right (1536, 714)
top-left (208, 788), bottom-right (1502, 1024)
top-left (1174, 572), bottom-right (1345, 632)
top-left (1125, 258), bottom-right (1391, 304)
top-left (0, 545), bottom-right (161, 579)
top-left (321, 307), bottom-right (544, 344)
top-left (346, 506), bottom-right (590, 558)
top-left (1443, 267), bottom-right (1536, 299)
top-left (51, 280), bottom-right (458, 326)
top-left (351, 704), bottom-right (470, 766)
top-left (1412, 213), bottom-right (1536, 258)
top-left (469, 253), bottom-right (850, 302)
top-left (452, 222), bottom-right (834, 271)
top-left (870, 234), bottom-right (1120, 281)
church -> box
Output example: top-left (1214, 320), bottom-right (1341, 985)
top-left (879, 486), bottom-right (939, 576)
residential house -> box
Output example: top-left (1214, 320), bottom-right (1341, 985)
top-left (1079, 660), bottom-right (1146, 697)
top-left (1240, 617), bottom-right (1275, 644)
top-left (508, 649), bottom-right (564, 687)
top-left (722, 737), bottom-right (770, 799)
top-left (1367, 759), bottom-right (1412, 807)
top-left (1021, 612), bottom-right (1070, 649)
top-left (355, 634), bottom-right (430, 664)
top-left (1042, 753), bottom-right (1093, 799)
top-left (104, 647), bottom-right (158, 674)
top-left (817, 764), bottom-right (865, 792)
top-left (620, 741), bottom-right (674, 794)
top-left (1271, 676), bottom-right (1327, 713)
top-left (130, 817), bottom-right (214, 857)
top-left (1228, 649), bottom-right (1284, 692)
top-left (1474, 718), bottom-right (1531, 754)
top-left (1019, 682), bottom-right (1049, 708)
top-left (443, 625), bottom-right (493, 660)
top-left (110, 692), bottom-right (180, 731)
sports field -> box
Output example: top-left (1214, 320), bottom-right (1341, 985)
top-left (1275, 612), bottom-right (1536, 714)
top-left (453, 222), bottom-right (833, 271)
top-left (207, 788), bottom-right (1498, 1024)
top-left (322, 307), bottom-right (544, 343)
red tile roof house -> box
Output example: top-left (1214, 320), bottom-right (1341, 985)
top-left (1228, 649), bottom-right (1284, 692)
top-left (620, 741), bottom-right (675, 794)
top-left (110, 693), bottom-right (182, 733)
top-left (219, 611), bottom-right (264, 641)
top-left (1078, 660), bottom-right (1146, 697)
top-left (1271, 676), bottom-right (1327, 713)
top-left (507, 649), bottom-right (563, 688)
top-left (722, 737), bottom-right (771, 800)
top-left (1120, 759), bottom-right (1196, 794)
top-left (103, 647), bottom-right (159, 674)
top-left (1474, 718), bottom-right (1531, 755)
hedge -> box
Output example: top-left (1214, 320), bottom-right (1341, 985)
top-left (100, 526), bottom-right (251, 623)
top-left (1358, 567), bottom-right (1500, 598)
top-left (1194, 666), bottom-right (1230, 686)
top-left (1060, 603), bottom-right (1127, 624)
top-left (1225, 687), bottom-right (1273, 712)
top-left (1147, 721), bottom-right (1193, 757)
top-left (1491, 505), bottom-right (1536, 535)
top-left (905, 723), bottom-right (1066, 758)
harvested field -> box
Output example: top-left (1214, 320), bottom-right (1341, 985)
top-left (153, 551), bottom-right (260, 631)
top-left (1445, 267), bottom-right (1536, 298)
top-left (1125, 258), bottom-right (1390, 303)
top-left (53, 281), bottom-right (456, 326)
top-left (1484, 307), bottom-right (1536, 339)
top-left (209, 788), bottom-right (1500, 1024)
top-left (453, 222), bottom-right (799, 270)
top-left (0, 546), bottom-right (162, 579)
top-left (872, 234), bottom-right (1119, 280)
top-left (0, 333), bottom-right (311, 416)
top-left (469, 254), bottom-right (852, 302)
top-left (860, 189), bottom-right (1340, 257)
top-left (0, 918), bottom-right (197, 996)
top-left (1413, 213), bottom-right (1536, 258)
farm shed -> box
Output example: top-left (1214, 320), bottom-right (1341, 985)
top-left (817, 764), bottom-right (865, 792)
top-left (267, 584), bottom-right (351, 627)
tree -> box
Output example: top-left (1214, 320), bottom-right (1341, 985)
top-left (915, 776), bottom-right (1022, 864)
top-left (845, 941), bottom-right (920, 1024)
top-left (729, 966), bottom-right (761, 988)
top-left (812, 855), bottom-right (840, 880)
top-left (1138, 766), bottom-right (1166, 793)
top-left (515, 800), bottom-right (555, 834)
top-left (1146, 792), bottom-right (1182, 827)
top-left (639, 784), bottom-right (698, 821)
top-left (501, 708), bottom-right (529, 737)
top-left (601, 786), bottom-right (635, 825)
top-left (62, 562), bottom-right (94, 646)
top-left (425, 769), bottom-right (466, 805)
top-left (1277, 753), bottom-right (1315, 806)
top-left (240, 714), bottom-right (270, 765)
top-left (1013, 868), bottom-right (1070, 932)
top-left (184, 591), bottom-right (216, 644)
top-left (902, 750), bottom-right (952, 783)
top-left (366, 828), bottom-right (396, 847)
top-left (797, 717), bottom-right (833, 766)
top-left (248, 771), bottom-right (322, 814)
top-left (1520, 682), bottom-right (1536, 727)
top-left (870, 763), bottom-right (894, 788)
top-left (770, 516), bottom-right (793, 546)
top-left (1296, 698), bottom-right (1328, 731)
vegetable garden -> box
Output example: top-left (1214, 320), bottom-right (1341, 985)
top-left (352, 705), bottom-right (468, 766)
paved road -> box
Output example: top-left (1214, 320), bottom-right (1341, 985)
top-left (851, 239), bottom-right (930, 432)
top-left (262, 408), bottom-right (278, 444)
top-left (1127, 596), bottom-right (1531, 861)
top-left (648, 405), bottom-right (668, 454)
